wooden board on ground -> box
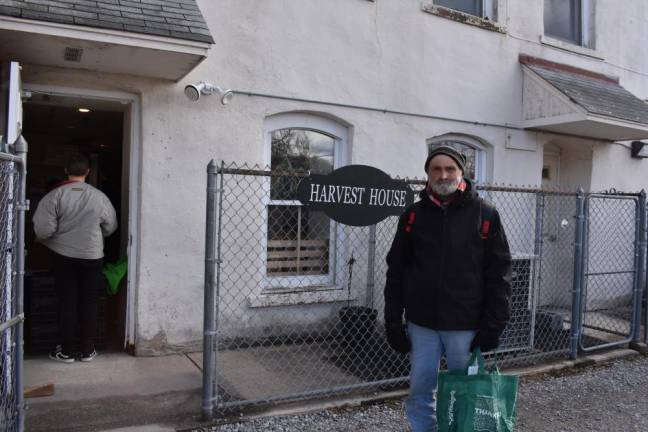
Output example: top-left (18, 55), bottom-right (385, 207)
top-left (25, 383), bottom-right (55, 398)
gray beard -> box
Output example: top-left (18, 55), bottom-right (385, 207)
top-left (430, 180), bottom-right (460, 197)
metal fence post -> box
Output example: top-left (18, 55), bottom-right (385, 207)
top-left (570, 188), bottom-right (586, 359)
top-left (202, 160), bottom-right (218, 420)
top-left (365, 225), bottom-right (376, 308)
top-left (214, 163), bottom-right (225, 409)
top-left (14, 136), bottom-right (27, 432)
top-left (635, 190), bottom-right (647, 343)
top-left (533, 192), bottom-right (545, 259)
top-left (531, 192), bottom-right (545, 348)
top-left (644, 193), bottom-right (648, 345)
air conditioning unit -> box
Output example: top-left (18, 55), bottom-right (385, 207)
top-left (497, 254), bottom-right (538, 353)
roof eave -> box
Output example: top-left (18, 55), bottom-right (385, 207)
top-left (521, 115), bottom-right (648, 141)
top-left (0, 15), bottom-right (212, 81)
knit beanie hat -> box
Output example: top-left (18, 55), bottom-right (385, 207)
top-left (424, 145), bottom-right (467, 174)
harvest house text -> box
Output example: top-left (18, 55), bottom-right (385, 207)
top-left (308, 184), bottom-right (409, 207)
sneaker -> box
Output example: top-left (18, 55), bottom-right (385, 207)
top-left (49, 348), bottom-right (75, 364)
top-left (79, 350), bottom-right (97, 362)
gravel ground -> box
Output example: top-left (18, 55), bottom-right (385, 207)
top-left (199, 354), bottom-right (648, 432)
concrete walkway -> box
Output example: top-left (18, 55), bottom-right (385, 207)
top-left (23, 346), bottom-right (644, 431)
top-left (24, 352), bottom-right (205, 432)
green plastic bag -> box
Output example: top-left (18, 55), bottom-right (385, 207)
top-left (102, 257), bottom-right (128, 296)
top-left (437, 348), bottom-right (519, 432)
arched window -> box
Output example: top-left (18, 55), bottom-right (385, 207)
top-left (263, 113), bottom-right (348, 287)
top-left (426, 134), bottom-right (488, 183)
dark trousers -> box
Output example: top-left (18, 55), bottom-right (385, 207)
top-left (51, 252), bottom-right (103, 355)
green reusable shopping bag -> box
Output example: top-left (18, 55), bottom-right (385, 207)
top-left (437, 348), bottom-right (519, 432)
top-left (102, 257), bottom-right (128, 296)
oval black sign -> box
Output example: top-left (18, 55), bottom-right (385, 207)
top-left (296, 165), bottom-right (415, 226)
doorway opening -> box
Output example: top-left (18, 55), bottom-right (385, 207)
top-left (22, 92), bottom-right (130, 355)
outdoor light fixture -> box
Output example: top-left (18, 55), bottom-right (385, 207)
top-left (631, 141), bottom-right (648, 158)
top-left (184, 81), bottom-right (233, 105)
top-left (78, 108), bottom-right (91, 113)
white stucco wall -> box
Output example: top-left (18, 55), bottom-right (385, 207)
top-left (591, 144), bottom-right (648, 192)
top-left (15, 0), bottom-right (648, 353)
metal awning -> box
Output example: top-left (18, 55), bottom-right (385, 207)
top-left (0, 1), bottom-right (213, 81)
top-left (520, 55), bottom-right (648, 140)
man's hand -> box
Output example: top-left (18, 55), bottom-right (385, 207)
top-left (385, 322), bottom-right (411, 354)
top-left (470, 329), bottom-right (501, 353)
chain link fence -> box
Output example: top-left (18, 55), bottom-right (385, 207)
top-left (0, 154), bottom-right (26, 432)
top-left (580, 195), bottom-right (641, 351)
top-left (202, 162), bottom-right (648, 418)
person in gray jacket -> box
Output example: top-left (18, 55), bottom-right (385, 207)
top-left (33, 153), bottom-right (117, 363)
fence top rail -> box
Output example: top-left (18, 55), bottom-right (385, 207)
top-left (214, 162), bottom-right (642, 197)
top-left (0, 151), bottom-right (22, 163)
top-left (587, 192), bottom-right (642, 200)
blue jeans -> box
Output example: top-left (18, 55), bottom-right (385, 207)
top-left (406, 322), bottom-right (476, 432)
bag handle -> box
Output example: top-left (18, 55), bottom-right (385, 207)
top-left (492, 349), bottom-right (501, 373)
top-left (468, 347), bottom-right (486, 374)
top-left (469, 348), bottom-right (504, 376)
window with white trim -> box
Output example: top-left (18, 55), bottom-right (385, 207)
top-left (434, 0), bottom-right (496, 20)
top-left (264, 114), bottom-right (348, 288)
top-left (544, 0), bottom-right (592, 47)
top-left (427, 135), bottom-right (487, 183)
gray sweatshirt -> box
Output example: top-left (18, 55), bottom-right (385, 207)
top-left (33, 181), bottom-right (118, 259)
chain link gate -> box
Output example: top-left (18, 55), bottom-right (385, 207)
top-left (202, 162), bottom-right (648, 418)
top-left (577, 193), bottom-right (644, 352)
top-left (0, 150), bottom-right (27, 432)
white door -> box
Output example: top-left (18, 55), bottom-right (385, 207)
top-left (539, 152), bottom-right (573, 309)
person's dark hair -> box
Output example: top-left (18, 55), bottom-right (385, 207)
top-left (65, 154), bottom-right (90, 176)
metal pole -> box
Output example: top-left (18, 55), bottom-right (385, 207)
top-left (365, 225), bottom-right (376, 309)
top-left (212, 162), bottom-right (225, 411)
top-left (645, 196), bottom-right (648, 345)
top-left (202, 160), bottom-right (218, 420)
top-left (570, 188), bottom-right (586, 359)
top-left (14, 136), bottom-right (27, 432)
top-left (533, 193), bottom-right (545, 260)
top-left (531, 192), bottom-right (545, 349)
top-left (634, 191), bottom-right (647, 342)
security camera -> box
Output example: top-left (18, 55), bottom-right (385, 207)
top-left (184, 81), bottom-right (233, 105)
top-left (184, 82), bottom-right (207, 102)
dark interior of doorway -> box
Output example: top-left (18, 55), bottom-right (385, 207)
top-left (22, 95), bottom-right (126, 355)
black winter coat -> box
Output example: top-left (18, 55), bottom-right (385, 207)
top-left (384, 182), bottom-right (512, 333)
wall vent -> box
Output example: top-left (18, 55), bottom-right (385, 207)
top-left (64, 47), bottom-right (83, 62)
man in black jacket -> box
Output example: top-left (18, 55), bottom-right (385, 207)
top-left (384, 145), bottom-right (512, 432)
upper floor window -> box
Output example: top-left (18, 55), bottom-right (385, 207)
top-left (427, 135), bottom-right (488, 183)
top-left (434, 0), bottom-right (496, 20)
top-left (544, 0), bottom-right (592, 47)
